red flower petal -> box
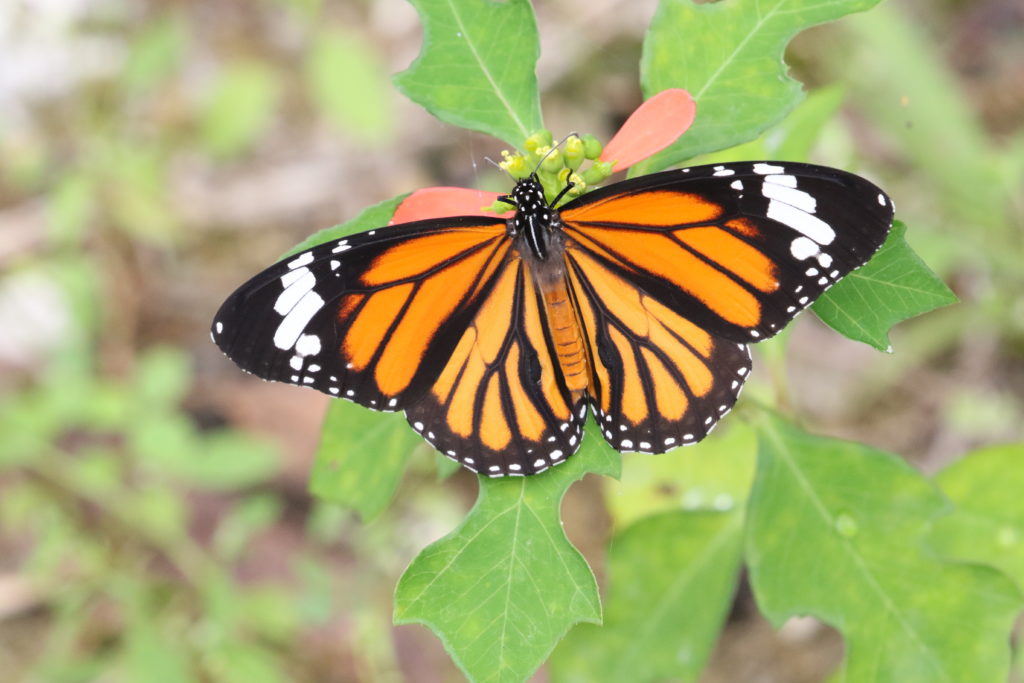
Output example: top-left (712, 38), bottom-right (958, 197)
top-left (390, 186), bottom-right (508, 224)
top-left (599, 89), bottom-right (696, 171)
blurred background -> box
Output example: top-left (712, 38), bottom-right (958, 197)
top-left (1, 0), bottom-right (1021, 681)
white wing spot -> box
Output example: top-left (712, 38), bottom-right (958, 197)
top-left (275, 268), bottom-right (315, 315)
top-left (215, 321), bottom-right (223, 334)
top-left (413, 421), bottom-right (424, 431)
top-left (753, 162), bottom-right (784, 175)
top-left (288, 252), bottom-right (314, 269)
top-left (295, 333), bottom-right (321, 357)
top-left (621, 439), bottom-right (634, 449)
top-left (273, 291), bottom-right (324, 350)
top-left (767, 200), bottom-right (835, 245)
top-left (790, 236), bottom-right (820, 260)
top-left (713, 168), bottom-right (736, 176)
top-left (534, 458), bottom-right (546, 468)
top-left (289, 356), bottom-right (303, 371)
top-left (730, 179), bottom-right (744, 191)
top-left (330, 260), bottom-right (340, 270)
top-left (878, 193), bottom-right (886, 206)
top-left (664, 437), bottom-right (676, 446)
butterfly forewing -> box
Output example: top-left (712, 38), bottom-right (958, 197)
top-left (212, 216), bottom-right (508, 411)
top-left (559, 161), bottom-right (894, 343)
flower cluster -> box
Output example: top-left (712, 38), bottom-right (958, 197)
top-left (390, 88), bottom-right (696, 224)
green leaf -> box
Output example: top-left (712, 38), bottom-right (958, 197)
top-left (929, 443), bottom-right (1024, 592)
top-left (134, 346), bottom-right (192, 408)
top-left (550, 510), bottom-right (743, 683)
top-left (308, 400), bottom-right (418, 522)
top-left (394, 424), bottom-right (620, 683)
top-left (201, 61), bottom-right (281, 158)
top-left (121, 14), bottom-right (186, 93)
top-left (606, 422), bottom-right (757, 528)
top-left (283, 193), bottom-right (408, 258)
top-left (305, 29), bottom-right (394, 142)
top-left (747, 414), bottom-right (1022, 682)
top-left (812, 221), bottom-right (958, 351)
top-left (394, 0), bottom-right (543, 146)
top-left (638, 0), bottom-right (881, 171)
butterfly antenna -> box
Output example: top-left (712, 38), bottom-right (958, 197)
top-left (484, 155), bottom-right (516, 182)
top-left (531, 131), bottom-right (579, 176)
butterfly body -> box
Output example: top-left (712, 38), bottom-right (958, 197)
top-left (213, 162), bottom-right (893, 476)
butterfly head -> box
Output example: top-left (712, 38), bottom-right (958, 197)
top-left (502, 176), bottom-right (555, 261)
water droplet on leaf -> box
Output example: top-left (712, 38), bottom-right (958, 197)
top-left (997, 525), bottom-right (1019, 548)
top-left (835, 513), bottom-right (858, 538)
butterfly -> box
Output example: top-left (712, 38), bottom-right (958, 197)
top-left (212, 161), bottom-right (893, 477)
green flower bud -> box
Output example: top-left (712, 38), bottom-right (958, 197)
top-left (580, 134), bottom-right (603, 160)
top-left (499, 150), bottom-right (530, 179)
top-left (539, 147), bottom-right (562, 174)
top-left (581, 160), bottom-right (615, 186)
top-left (524, 129), bottom-right (554, 154)
top-left (563, 135), bottom-right (585, 170)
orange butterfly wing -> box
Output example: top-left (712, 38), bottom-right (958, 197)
top-left (213, 217), bottom-right (510, 411)
top-left (558, 162), bottom-right (892, 450)
top-left (406, 252), bottom-right (585, 475)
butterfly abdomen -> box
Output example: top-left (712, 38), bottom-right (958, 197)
top-left (540, 276), bottom-right (589, 398)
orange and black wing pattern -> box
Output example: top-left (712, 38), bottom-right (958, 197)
top-left (212, 216), bottom-right (510, 412)
top-left (406, 253), bottom-right (586, 476)
top-left (559, 161), bottom-right (893, 451)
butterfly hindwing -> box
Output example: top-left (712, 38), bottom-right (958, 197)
top-left (212, 216), bottom-right (509, 411)
top-left (565, 246), bottom-right (752, 452)
top-left (405, 252), bottom-right (586, 476)
top-left (559, 161), bottom-right (894, 343)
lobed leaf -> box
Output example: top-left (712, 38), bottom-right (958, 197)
top-left (746, 414), bottom-right (1022, 682)
top-left (394, 0), bottom-right (543, 147)
top-left (638, 0), bottom-right (882, 172)
top-left (813, 221), bottom-right (958, 351)
top-left (393, 423), bottom-right (620, 683)
top-left (549, 510), bottom-right (743, 683)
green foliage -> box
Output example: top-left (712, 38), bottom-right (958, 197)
top-left (929, 443), bottom-right (1024, 592)
top-left (7, 0), bottom-right (1014, 680)
top-left (309, 400), bottom-right (418, 522)
top-left (814, 221), bottom-right (959, 350)
top-left (394, 428), bottom-right (620, 682)
top-left (305, 28), bottom-right (395, 142)
top-left (394, 0), bottom-right (543, 147)
top-left (550, 510), bottom-right (744, 683)
top-left (0, 347), bottom-right (306, 681)
top-left (747, 415), bottom-right (1022, 680)
top-left (637, 0), bottom-right (882, 172)
top-left (284, 193), bottom-right (410, 258)
top-left (201, 61), bottom-right (281, 158)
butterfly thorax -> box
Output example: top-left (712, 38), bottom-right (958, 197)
top-left (508, 177), bottom-right (556, 262)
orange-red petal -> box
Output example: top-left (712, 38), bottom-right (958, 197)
top-left (390, 187), bottom-right (509, 224)
top-left (599, 89), bottom-right (696, 171)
